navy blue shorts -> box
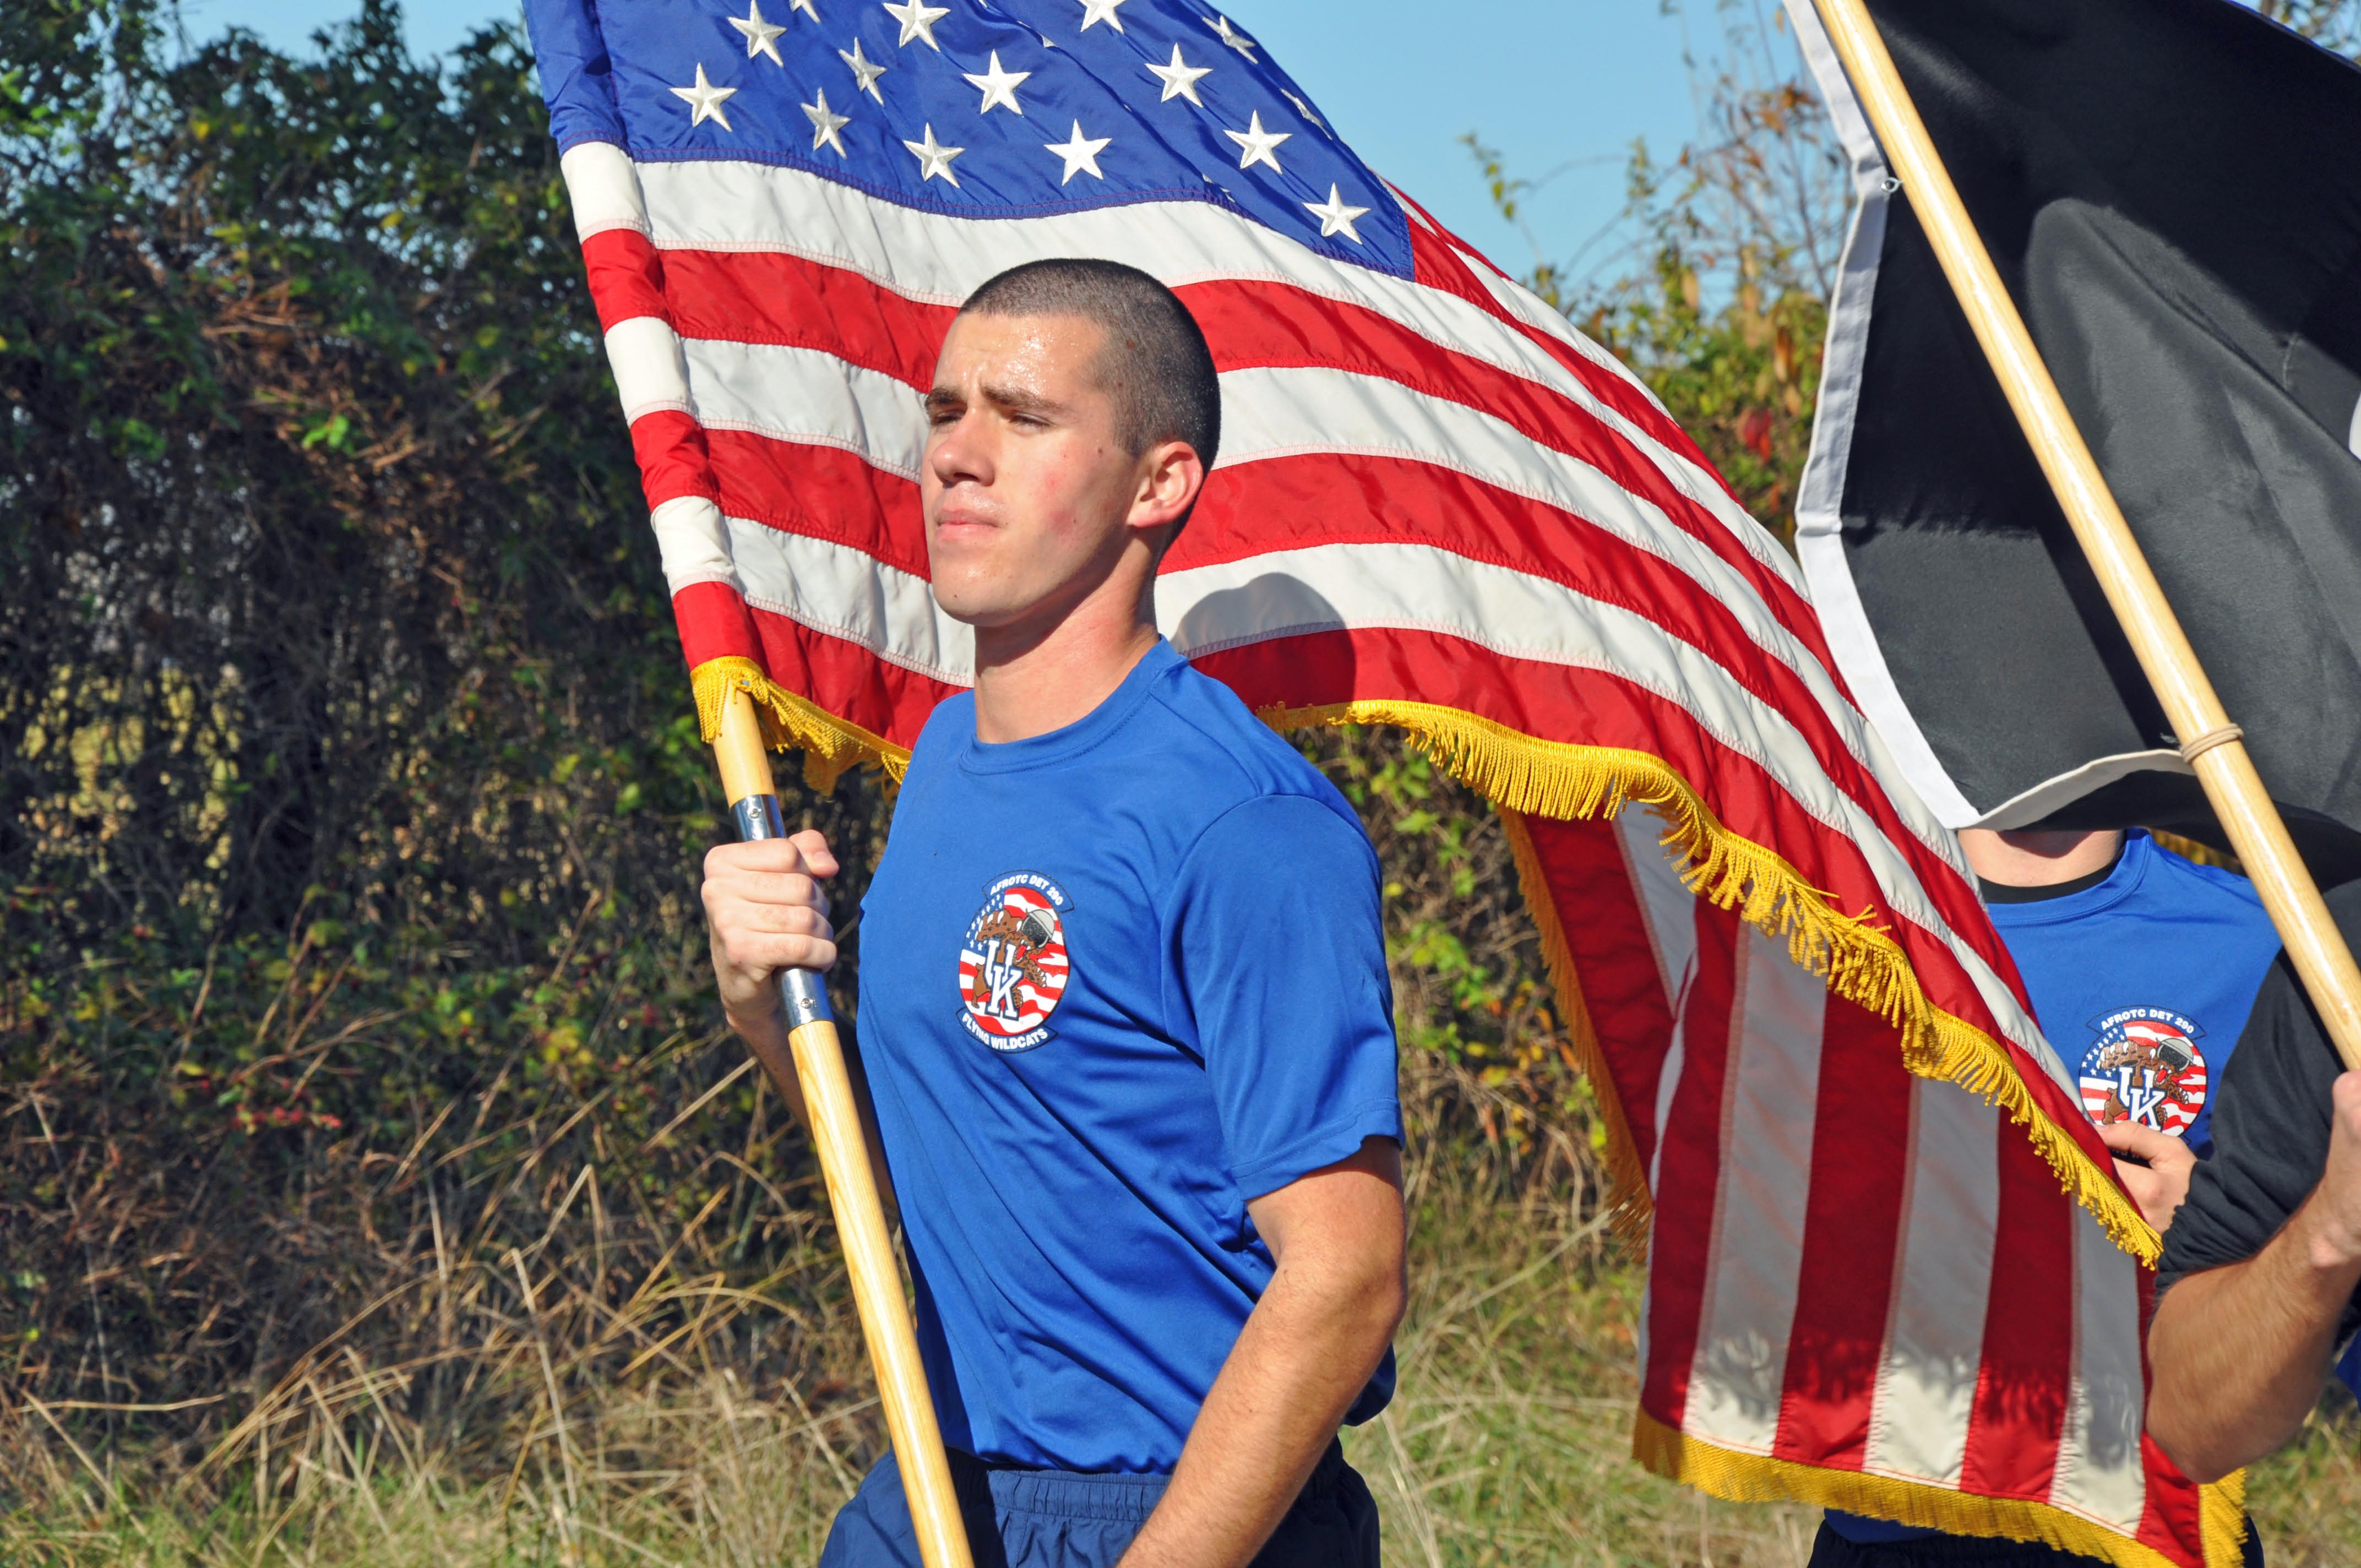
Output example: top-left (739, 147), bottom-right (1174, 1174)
top-left (818, 1442), bottom-right (1379, 1568)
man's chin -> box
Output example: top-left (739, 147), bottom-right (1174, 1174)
top-left (928, 560), bottom-right (1101, 640)
top-left (928, 585), bottom-right (1024, 631)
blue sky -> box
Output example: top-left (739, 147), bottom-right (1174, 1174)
top-left (178, 0), bottom-right (1709, 286)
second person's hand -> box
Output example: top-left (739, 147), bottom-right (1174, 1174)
top-left (2098, 1117), bottom-right (2197, 1234)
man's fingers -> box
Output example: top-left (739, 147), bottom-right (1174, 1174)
top-left (705, 838), bottom-right (807, 878)
top-left (704, 832), bottom-right (840, 881)
top-left (711, 890), bottom-right (834, 965)
top-left (706, 869), bottom-right (830, 918)
top-left (2101, 1122), bottom-right (2196, 1233)
top-left (722, 900), bottom-right (834, 940)
top-left (702, 830), bottom-right (841, 995)
top-left (716, 929), bottom-right (839, 974)
top-left (2098, 1117), bottom-right (2188, 1167)
top-left (2112, 1158), bottom-right (2159, 1203)
top-left (788, 827), bottom-right (841, 878)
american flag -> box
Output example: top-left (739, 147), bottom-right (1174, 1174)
top-left (524, 2), bottom-right (2238, 1562)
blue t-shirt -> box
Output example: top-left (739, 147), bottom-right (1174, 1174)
top-left (1984, 830), bottom-right (2280, 1161)
top-left (1830, 830), bottom-right (2280, 1544)
top-left (851, 639), bottom-right (1403, 1474)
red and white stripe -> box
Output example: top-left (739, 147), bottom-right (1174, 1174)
top-left (559, 135), bottom-right (2221, 1567)
top-left (1595, 807), bottom-right (2204, 1559)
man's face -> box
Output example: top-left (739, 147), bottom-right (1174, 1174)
top-left (922, 311), bottom-right (1160, 630)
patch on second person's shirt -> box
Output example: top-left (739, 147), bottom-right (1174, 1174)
top-left (958, 872), bottom-right (1073, 1052)
top-left (2076, 1006), bottom-right (2210, 1137)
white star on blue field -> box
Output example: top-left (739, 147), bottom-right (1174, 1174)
top-left (530, 0), bottom-right (1417, 275)
top-left (179, 0), bottom-right (1698, 283)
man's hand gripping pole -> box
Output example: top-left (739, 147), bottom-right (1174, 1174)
top-left (711, 683), bottom-right (976, 1568)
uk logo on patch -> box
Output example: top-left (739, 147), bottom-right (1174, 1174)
top-left (2076, 1006), bottom-right (2209, 1137)
top-left (957, 873), bottom-right (1073, 1053)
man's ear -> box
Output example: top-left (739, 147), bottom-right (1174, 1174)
top-left (1127, 437), bottom-right (1205, 542)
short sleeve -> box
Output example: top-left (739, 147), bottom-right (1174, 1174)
top-left (1163, 794), bottom-right (1401, 1200)
top-left (2161, 881), bottom-right (2361, 1351)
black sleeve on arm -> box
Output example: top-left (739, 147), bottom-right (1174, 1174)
top-left (2159, 881), bottom-right (2361, 1347)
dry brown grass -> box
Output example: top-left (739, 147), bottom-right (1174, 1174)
top-left (1351, 1175), bottom-right (1819, 1568)
top-left (0, 1051), bottom-right (1773, 1568)
top-left (0, 1138), bottom-right (1816, 1568)
top-left (2, 1052), bottom-right (2355, 1567)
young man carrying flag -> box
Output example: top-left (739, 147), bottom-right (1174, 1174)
top-left (700, 260), bottom-right (1406, 1568)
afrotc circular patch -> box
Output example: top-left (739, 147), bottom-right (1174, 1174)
top-left (957, 873), bottom-right (1073, 1052)
top-left (2076, 1006), bottom-right (2208, 1139)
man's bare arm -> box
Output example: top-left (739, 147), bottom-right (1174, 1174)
top-left (2148, 1071), bottom-right (2361, 1482)
top-left (1116, 1137), bottom-right (1406, 1568)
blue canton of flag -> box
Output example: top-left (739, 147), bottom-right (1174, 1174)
top-left (530, 0), bottom-right (1413, 277)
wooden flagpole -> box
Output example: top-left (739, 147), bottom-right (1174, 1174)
top-left (1806, 0), bottom-right (2361, 1074)
top-left (711, 683), bottom-right (976, 1568)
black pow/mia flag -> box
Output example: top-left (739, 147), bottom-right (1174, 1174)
top-left (1788, 0), bottom-right (2361, 880)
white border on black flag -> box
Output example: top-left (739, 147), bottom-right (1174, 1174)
top-left (1783, 0), bottom-right (1983, 828)
top-left (1785, 2), bottom-right (2204, 834)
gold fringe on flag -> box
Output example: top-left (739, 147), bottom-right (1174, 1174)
top-left (687, 657), bottom-right (2156, 1264)
top-left (1633, 1412), bottom-right (2250, 1568)
top-left (690, 656), bottom-right (910, 794)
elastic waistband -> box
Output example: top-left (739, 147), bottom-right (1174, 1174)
top-left (952, 1440), bottom-right (1351, 1525)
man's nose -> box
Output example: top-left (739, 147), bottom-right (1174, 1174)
top-left (928, 410), bottom-right (993, 488)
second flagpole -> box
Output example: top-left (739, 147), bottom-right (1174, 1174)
top-left (1805, 0), bottom-right (2361, 1079)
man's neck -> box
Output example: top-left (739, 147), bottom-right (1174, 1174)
top-left (1957, 827), bottom-right (2126, 890)
top-left (971, 586), bottom-right (1161, 744)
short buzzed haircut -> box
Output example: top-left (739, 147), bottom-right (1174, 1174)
top-left (959, 259), bottom-right (1221, 471)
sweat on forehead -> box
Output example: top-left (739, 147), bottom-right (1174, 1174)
top-left (956, 258), bottom-right (1221, 467)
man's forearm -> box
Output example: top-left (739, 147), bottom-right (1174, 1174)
top-left (723, 993), bottom-right (899, 1224)
top-left (2150, 1195), bottom-right (2361, 1482)
top-left (1116, 1262), bottom-right (1401, 1568)
top-left (727, 997), bottom-right (813, 1128)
